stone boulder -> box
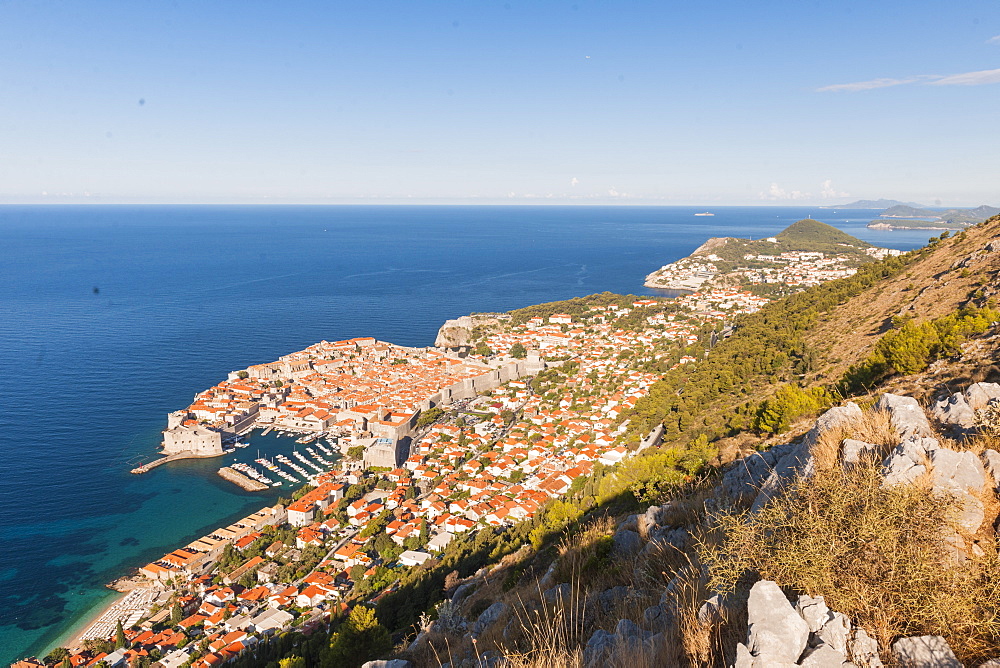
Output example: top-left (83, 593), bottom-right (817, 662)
top-left (612, 527), bottom-right (642, 556)
top-left (745, 580), bottom-right (809, 664)
top-left (734, 586), bottom-right (883, 667)
top-left (799, 644), bottom-right (852, 667)
top-left (542, 583), bottom-right (572, 606)
top-left (746, 404), bottom-right (863, 512)
top-left (929, 447), bottom-right (986, 494)
top-left (982, 450), bottom-right (1000, 490)
top-left (472, 601), bottom-right (509, 636)
top-left (592, 585), bottom-right (630, 614)
top-left (890, 635), bottom-right (962, 667)
top-left (876, 394), bottom-right (933, 439)
top-left (795, 595), bottom-right (833, 633)
top-left (929, 447), bottom-right (986, 534)
top-left (723, 442), bottom-right (789, 502)
top-left (842, 439), bottom-right (876, 467)
top-left (451, 581), bottom-right (478, 607)
top-left (582, 623), bottom-right (661, 668)
top-left (882, 438), bottom-right (933, 487)
top-left (933, 392), bottom-right (978, 432)
top-left (583, 629), bottom-right (616, 667)
top-left (361, 661), bottom-right (414, 668)
top-left (966, 382), bottom-right (1000, 411)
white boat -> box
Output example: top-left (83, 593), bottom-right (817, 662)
top-left (694, 212), bottom-right (714, 217)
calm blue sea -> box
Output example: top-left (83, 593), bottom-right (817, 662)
top-left (0, 205), bottom-right (935, 663)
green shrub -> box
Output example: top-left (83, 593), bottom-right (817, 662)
top-left (753, 384), bottom-right (832, 433)
top-left (841, 305), bottom-right (1000, 393)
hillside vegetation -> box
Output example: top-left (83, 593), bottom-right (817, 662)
top-left (627, 218), bottom-right (1000, 456)
top-left (216, 217), bottom-right (1000, 668)
top-left (695, 218), bottom-right (872, 266)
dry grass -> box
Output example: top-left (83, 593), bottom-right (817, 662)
top-left (499, 580), bottom-right (587, 668)
top-left (804, 218), bottom-right (1000, 382)
top-left (552, 516), bottom-right (622, 590)
top-left (660, 551), bottom-right (746, 668)
top-left (811, 407), bottom-right (899, 471)
top-left (700, 461), bottom-right (1000, 664)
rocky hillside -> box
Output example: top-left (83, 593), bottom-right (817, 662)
top-left (387, 218), bottom-right (1000, 667)
top-left (397, 382), bottom-right (1000, 667)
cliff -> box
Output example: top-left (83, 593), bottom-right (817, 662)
top-left (433, 313), bottom-right (504, 348)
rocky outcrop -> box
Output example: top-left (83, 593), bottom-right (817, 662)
top-left (583, 618), bottom-right (663, 668)
top-left (434, 314), bottom-right (503, 348)
top-left (933, 382), bottom-right (1000, 434)
top-left (743, 580), bottom-right (810, 664)
top-left (722, 403), bottom-right (862, 510)
top-left (881, 435), bottom-right (987, 535)
top-left (876, 393), bottom-right (934, 439)
top-left (361, 661), bottom-right (415, 668)
top-left (472, 601), bottom-right (509, 637)
top-left (734, 581), bottom-right (883, 668)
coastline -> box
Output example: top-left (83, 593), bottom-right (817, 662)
top-left (2, 205), bottom-right (936, 667)
top-left (867, 222), bottom-right (964, 231)
top-left (62, 592), bottom-right (128, 651)
top-left (49, 579), bottom-right (161, 658)
top-left (44, 589), bottom-right (126, 658)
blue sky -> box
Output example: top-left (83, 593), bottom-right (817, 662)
top-left (1, 1), bottom-right (998, 205)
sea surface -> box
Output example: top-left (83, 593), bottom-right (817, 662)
top-left (0, 205), bottom-right (936, 664)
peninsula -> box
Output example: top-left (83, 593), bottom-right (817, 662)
top-left (867, 204), bottom-right (1000, 230)
top-left (644, 218), bottom-right (901, 296)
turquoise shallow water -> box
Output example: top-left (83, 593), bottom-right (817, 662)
top-left (0, 205), bottom-right (935, 663)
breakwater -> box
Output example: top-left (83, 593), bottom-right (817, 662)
top-left (218, 466), bottom-right (269, 491)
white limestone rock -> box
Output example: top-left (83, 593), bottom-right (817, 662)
top-left (876, 394), bottom-right (934, 439)
top-left (933, 392), bottom-right (978, 431)
top-left (746, 580), bottom-right (809, 664)
top-left (816, 612), bottom-right (852, 655)
top-left (891, 635), bottom-right (962, 667)
top-left (612, 527), bottom-right (642, 556)
top-left (842, 439), bottom-right (876, 467)
top-left (472, 601), bottom-right (509, 636)
top-left (734, 642), bottom-right (754, 668)
top-left (795, 594), bottom-right (833, 633)
top-left (848, 627), bottom-right (883, 667)
top-left (800, 644), bottom-right (855, 667)
top-left (929, 447), bottom-right (986, 494)
top-left (967, 382), bottom-right (1000, 411)
top-left (982, 450), bottom-right (1000, 490)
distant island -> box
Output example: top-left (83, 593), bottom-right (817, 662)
top-left (644, 218), bottom-right (900, 295)
top-left (868, 204), bottom-right (1000, 230)
top-left (821, 198), bottom-right (924, 209)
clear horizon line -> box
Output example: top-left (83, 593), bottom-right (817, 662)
top-left (0, 199), bottom-right (992, 208)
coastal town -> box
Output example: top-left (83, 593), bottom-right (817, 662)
top-left (20, 225), bottom-right (880, 668)
top-left (644, 244), bottom-right (902, 294)
top-left (34, 298), bottom-right (696, 668)
top-left (643, 219), bottom-right (905, 296)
